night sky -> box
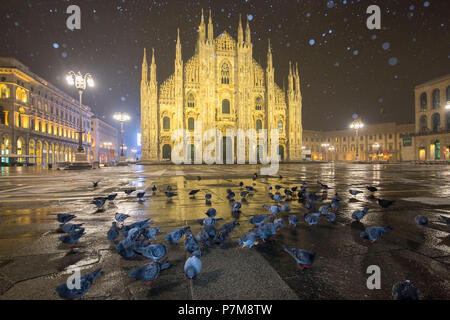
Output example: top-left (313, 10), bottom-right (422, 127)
top-left (1, 0), bottom-right (449, 149)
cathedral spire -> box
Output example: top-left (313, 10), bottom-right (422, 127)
top-left (141, 48), bottom-right (148, 84)
top-left (207, 9), bottom-right (214, 42)
top-left (199, 9), bottom-right (206, 43)
top-left (176, 28), bottom-right (182, 62)
top-left (245, 15), bottom-right (251, 45)
top-left (150, 48), bottom-right (156, 85)
top-left (288, 61), bottom-right (294, 93)
top-left (238, 14), bottom-right (244, 45)
top-left (267, 39), bottom-right (273, 70)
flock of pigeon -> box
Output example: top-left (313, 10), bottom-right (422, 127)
top-left (53, 175), bottom-right (450, 300)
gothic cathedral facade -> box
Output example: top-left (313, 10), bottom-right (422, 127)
top-left (140, 11), bottom-right (303, 163)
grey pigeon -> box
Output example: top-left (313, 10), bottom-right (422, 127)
top-left (184, 230), bottom-right (201, 253)
top-left (57, 214), bottom-right (76, 224)
top-left (59, 228), bottom-right (85, 245)
top-left (239, 231), bottom-right (258, 248)
top-left (303, 213), bottom-right (320, 226)
top-left (115, 213), bottom-right (130, 223)
top-left (360, 226), bottom-right (392, 243)
top-left (56, 269), bottom-right (103, 300)
top-left (352, 208), bottom-right (370, 222)
top-left (107, 222), bottom-right (120, 241)
top-left (60, 223), bottom-right (84, 234)
top-left (184, 255), bottom-right (202, 279)
top-left (288, 215), bottom-right (299, 227)
top-left (205, 208), bottom-right (216, 217)
top-left (129, 258), bottom-right (171, 286)
top-left (134, 244), bottom-right (167, 261)
top-left (165, 227), bottom-right (190, 243)
top-left (439, 215), bottom-right (450, 225)
top-left (414, 215), bottom-right (428, 227)
top-left (248, 215), bottom-right (271, 227)
top-left (263, 205), bottom-right (281, 215)
top-left (142, 227), bottom-right (161, 240)
top-left (283, 247), bottom-right (316, 270)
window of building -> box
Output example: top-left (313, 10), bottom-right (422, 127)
top-left (389, 134), bottom-right (393, 139)
top-left (420, 93), bottom-right (427, 111)
top-left (222, 99), bottom-right (230, 114)
top-left (432, 89), bottom-right (440, 109)
top-left (16, 88), bottom-right (27, 103)
top-left (432, 113), bottom-right (440, 132)
top-left (447, 86), bottom-right (450, 102)
top-left (187, 94), bottom-right (195, 108)
top-left (277, 120), bottom-right (283, 133)
top-left (255, 97), bottom-right (263, 111)
top-left (420, 115), bottom-right (427, 133)
top-left (188, 118), bottom-right (195, 131)
top-left (221, 63), bottom-right (230, 84)
top-left (256, 120), bottom-right (262, 131)
top-left (0, 84), bottom-right (10, 99)
top-left (163, 117), bottom-right (170, 130)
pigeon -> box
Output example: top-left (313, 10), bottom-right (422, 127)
top-left (274, 218), bottom-right (287, 230)
top-left (319, 205), bottom-right (330, 215)
top-left (414, 215), bottom-right (428, 227)
top-left (184, 231), bottom-right (201, 253)
top-left (292, 187), bottom-right (298, 192)
top-left (303, 213), bottom-right (321, 226)
top-left (284, 189), bottom-right (293, 197)
top-left (205, 208), bottom-right (217, 218)
top-left (124, 189), bottom-right (135, 195)
top-left (213, 230), bottom-right (232, 245)
top-left (283, 247), bottom-right (316, 270)
top-left (197, 176), bottom-right (202, 181)
top-left (136, 192), bottom-right (146, 200)
top-left (349, 190), bottom-right (363, 196)
top-left (184, 255), bottom-right (202, 279)
top-left (107, 222), bottom-right (120, 241)
top-left (239, 231), bottom-right (258, 248)
top-left (317, 181), bottom-right (330, 190)
top-left (115, 213), bottom-right (130, 223)
top-left (57, 214), bottom-right (76, 224)
top-left (165, 192), bottom-right (177, 199)
top-left (305, 200), bottom-right (314, 210)
top-left (134, 244), bottom-right (167, 261)
top-left (248, 215), bottom-right (271, 227)
top-left (245, 186), bottom-right (256, 192)
top-left (167, 185), bottom-right (173, 191)
top-left (360, 226), bottom-right (393, 243)
top-left (275, 185), bottom-right (283, 191)
top-left (231, 201), bottom-right (242, 212)
top-left (197, 229), bottom-right (212, 246)
top-left (333, 193), bottom-right (342, 202)
top-left (377, 199), bottom-right (395, 209)
top-left (227, 192), bottom-right (236, 200)
top-left (239, 182), bottom-right (244, 187)
top-left (392, 280), bottom-right (420, 300)
top-left (165, 227), bottom-right (190, 244)
top-left (281, 204), bottom-right (291, 212)
top-left (92, 198), bottom-right (106, 210)
top-left (129, 258), bottom-right (171, 286)
top-left (366, 186), bottom-right (378, 193)
top-left (257, 223), bottom-right (277, 241)
top-left (116, 238), bottom-right (137, 260)
top-left (152, 185), bottom-right (157, 192)
top-left (268, 186), bottom-right (273, 192)
top-left (288, 215), bottom-right (299, 227)
top-left (252, 173), bottom-right (258, 181)
top-left (56, 269), bottom-right (103, 300)
top-left (204, 224), bottom-right (216, 238)
top-left (264, 205), bottom-right (282, 215)
top-left (189, 190), bottom-right (200, 197)
top-left (331, 199), bottom-right (340, 210)
top-left (92, 181), bottom-right (100, 188)
top-left (220, 221), bottom-right (240, 234)
top-left (352, 208), bottom-right (370, 222)
top-left (271, 194), bottom-right (286, 202)
top-left (60, 223), bottom-right (83, 234)
top-left (240, 191), bottom-right (250, 199)
top-left (59, 228), bottom-right (86, 245)
top-left (198, 217), bottom-right (223, 226)
top-left (205, 194), bottom-right (212, 201)
top-left (439, 215), bottom-right (450, 225)
top-left (300, 182), bottom-right (307, 191)
top-left (107, 193), bottom-right (118, 201)
top-left (141, 227), bottom-right (161, 240)
top-left (122, 220), bottom-right (151, 237)
top-left (325, 213), bottom-right (336, 222)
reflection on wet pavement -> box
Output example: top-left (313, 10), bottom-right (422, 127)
top-left (0, 163), bottom-right (449, 300)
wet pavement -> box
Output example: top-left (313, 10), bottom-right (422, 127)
top-left (0, 163), bottom-right (449, 300)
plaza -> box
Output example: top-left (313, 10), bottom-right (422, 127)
top-left (0, 163), bottom-right (448, 300)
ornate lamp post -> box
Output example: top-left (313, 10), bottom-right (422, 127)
top-left (113, 112), bottom-right (130, 165)
top-left (66, 71), bottom-right (94, 168)
top-left (350, 116), bottom-right (364, 162)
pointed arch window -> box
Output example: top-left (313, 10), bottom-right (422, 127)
top-left (187, 94), bottom-right (195, 108)
top-left (222, 99), bottom-right (230, 114)
top-left (0, 84), bottom-right (10, 99)
top-left (221, 63), bottom-right (230, 84)
top-left (163, 117), bottom-right (171, 130)
top-left (255, 97), bottom-right (263, 111)
top-left (277, 120), bottom-right (283, 133)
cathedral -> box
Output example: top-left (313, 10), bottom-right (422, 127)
top-left (140, 10), bottom-right (303, 163)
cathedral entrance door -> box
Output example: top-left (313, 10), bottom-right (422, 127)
top-left (222, 137), bottom-right (233, 164)
top-left (162, 144), bottom-right (172, 161)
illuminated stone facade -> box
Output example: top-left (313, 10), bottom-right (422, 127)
top-left (0, 57), bottom-right (93, 166)
top-left (140, 11), bottom-right (303, 163)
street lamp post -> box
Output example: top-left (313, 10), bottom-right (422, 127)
top-left (66, 71), bottom-right (94, 169)
top-left (350, 117), bottom-right (364, 162)
top-left (113, 112), bottom-right (131, 165)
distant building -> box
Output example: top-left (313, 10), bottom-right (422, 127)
top-left (402, 74), bottom-right (450, 161)
top-left (91, 117), bottom-right (119, 164)
top-left (0, 57), bottom-right (94, 166)
top-left (303, 122), bottom-right (415, 162)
